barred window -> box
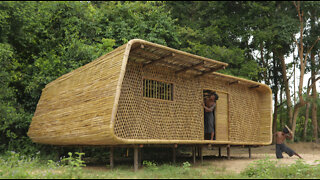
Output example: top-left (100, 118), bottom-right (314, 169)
top-left (143, 79), bottom-right (173, 101)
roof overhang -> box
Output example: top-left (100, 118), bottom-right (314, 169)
top-left (126, 39), bottom-right (269, 91)
top-left (127, 39), bottom-right (228, 78)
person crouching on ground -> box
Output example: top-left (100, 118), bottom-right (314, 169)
top-left (274, 126), bottom-right (302, 159)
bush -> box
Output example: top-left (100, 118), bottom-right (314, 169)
top-left (0, 151), bottom-right (40, 178)
top-left (242, 157), bottom-right (277, 178)
top-left (143, 160), bottom-right (158, 171)
top-left (60, 152), bottom-right (86, 179)
top-left (242, 157), bottom-right (320, 179)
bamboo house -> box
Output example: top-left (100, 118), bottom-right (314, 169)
top-left (28, 39), bottom-right (272, 148)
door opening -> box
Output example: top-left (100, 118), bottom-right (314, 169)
top-left (203, 89), bottom-right (218, 140)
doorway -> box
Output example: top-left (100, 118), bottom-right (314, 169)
top-left (203, 90), bottom-right (229, 141)
top-left (203, 89), bottom-right (216, 140)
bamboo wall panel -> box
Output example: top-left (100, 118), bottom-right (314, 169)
top-left (202, 78), bottom-right (264, 144)
top-left (257, 88), bottom-right (273, 142)
top-left (114, 60), bottom-right (271, 144)
top-left (27, 44), bottom-right (127, 145)
top-left (215, 92), bottom-right (229, 141)
top-left (114, 62), bottom-right (204, 140)
top-left (227, 85), bottom-right (261, 143)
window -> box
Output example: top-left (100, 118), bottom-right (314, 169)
top-left (143, 79), bottom-right (173, 101)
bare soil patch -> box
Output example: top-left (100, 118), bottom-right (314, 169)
top-left (201, 142), bottom-right (320, 173)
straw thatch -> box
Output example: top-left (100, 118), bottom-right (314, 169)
top-left (27, 39), bottom-right (272, 146)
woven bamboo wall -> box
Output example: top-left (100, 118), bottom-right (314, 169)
top-left (214, 92), bottom-right (229, 141)
top-left (201, 77), bottom-right (268, 143)
top-left (256, 87), bottom-right (273, 143)
top-left (27, 44), bottom-right (128, 145)
top-left (114, 60), bottom-right (272, 144)
top-left (114, 62), bottom-right (203, 141)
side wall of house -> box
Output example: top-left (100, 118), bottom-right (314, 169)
top-left (201, 77), bottom-right (272, 144)
top-left (114, 62), bottom-right (204, 141)
top-left (27, 44), bottom-right (127, 145)
top-left (114, 61), bottom-right (272, 144)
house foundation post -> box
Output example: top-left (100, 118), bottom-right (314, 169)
top-left (192, 146), bottom-right (196, 164)
top-left (199, 145), bottom-right (203, 165)
top-left (227, 145), bottom-right (231, 160)
top-left (138, 145), bottom-right (143, 168)
top-left (110, 147), bottom-right (114, 169)
top-left (134, 146), bottom-right (139, 172)
top-left (172, 145), bottom-right (176, 164)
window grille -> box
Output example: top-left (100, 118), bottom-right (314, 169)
top-left (143, 79), bottom-right (173, 101)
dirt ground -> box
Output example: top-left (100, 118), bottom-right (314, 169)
top-left (83, 142), bottom-right (320, 174)
top-left (202, 142), bottom-right (320, 173)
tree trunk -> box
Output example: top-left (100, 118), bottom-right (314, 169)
top-left (273, 91), bottom-right (278, 144)
top-left (272, 54), bottom-right (279, 144)
top-left (311, 100), bottom-right (318, 143)
top-left (310, 11), bottom-right (318, 143)
top-left (260, 42), bottom-right (269, 85)
top-left (291, 1), bottom-right (315, 140)
top-left (303, 103), bottom-right (310, 141)
top-left (311, 52), bottom-right (318, 143)
top-left (293, 56), bottom-right (296, 105)
top-left (279, 53), bottom-right (293, 127)
top-left (279, 85), bottom-right (284, 127)
top-left (292, 102), bottom-right (305, 140)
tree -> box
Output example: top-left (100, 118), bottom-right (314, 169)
top-left (0, 1), bottom-right (183, 153)
top-left (166, 1), bottom-right (262, 80)
top-left (291, 1), bottom-right (320, 140)
top-left (304, 1), bottom-right (320, 143)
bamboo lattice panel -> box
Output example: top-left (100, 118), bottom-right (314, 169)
top-left (114, 60), bottom-right (271, 144)
top-left (114, 62), bottom-right (204, 140)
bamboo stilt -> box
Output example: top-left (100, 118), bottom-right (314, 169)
top-left (110, 147), bottom-right (114, 169)
top-left (134, 147), bottom-right (139, 172)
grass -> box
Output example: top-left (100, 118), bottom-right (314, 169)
top-left (1, 151), bottom-right (320, 179)
top-left (241, 157), bottom-right (320, 179)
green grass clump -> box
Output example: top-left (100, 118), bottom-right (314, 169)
top-left (242, 157), bottom-right (320, 179)
top-left (0, 151), bottom-right (86, 179)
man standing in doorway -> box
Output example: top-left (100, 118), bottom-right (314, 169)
top-left (203, 92), bottom-right (218, 142)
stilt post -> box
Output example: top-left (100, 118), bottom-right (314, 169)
top-left (110, 147), bottom-right (114, 169)
top-left (192, 146), bottom-right (196, 164)
top-left (172, 144), bottom-right (178, 164)
top-left (227, 145), bottom-right (231, 160)
top-left (138, 144), bottom-right (143, 168)
top-left (199, 146), bottom-right (203, 165)
top-left (134, 146), bottom-right (139, 172)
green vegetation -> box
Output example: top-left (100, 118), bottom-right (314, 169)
top-left (242, 157), bottom-right (320, 179)
top-left (1, 151), bottom-right (320, 179)
top-left (0, 1), bottom-right (320, 178)
top-left (0, 1), bottom-right (181, 155)
top-left (0, 151), bottom-right (87, 179)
